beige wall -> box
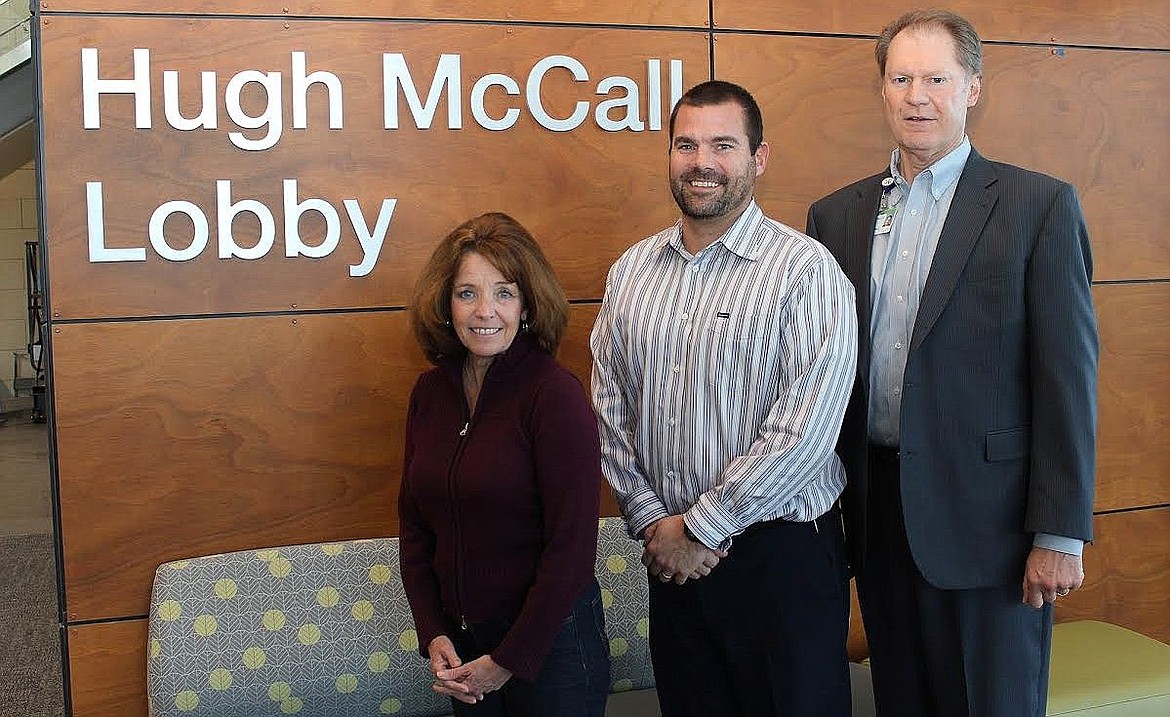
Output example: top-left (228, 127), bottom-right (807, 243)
top-left (0, 160), bottom-right (36, 398)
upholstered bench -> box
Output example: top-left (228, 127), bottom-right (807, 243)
top-left (147, 517), bottom-right (654, 717)
top-left (1047, 620), bottom-right (1170, 716)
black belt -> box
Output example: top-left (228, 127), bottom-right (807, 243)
top-left (742, 505), bottom-right (839, 537)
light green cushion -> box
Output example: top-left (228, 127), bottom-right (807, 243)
top-left (1048, 620), bottom-right (1170, 716)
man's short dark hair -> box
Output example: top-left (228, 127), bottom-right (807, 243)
top-left (875, 8), bottom-right (983, 78)
top-left (668, 80), bottom-right (764, 154)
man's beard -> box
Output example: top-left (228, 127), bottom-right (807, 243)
top-left (670, 167), bottom-right (753, 219)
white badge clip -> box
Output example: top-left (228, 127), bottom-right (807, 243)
top-left (875, 177), bottom-right (898, 235)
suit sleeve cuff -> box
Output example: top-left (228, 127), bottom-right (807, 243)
top-left (1033, 533), bottom-right (1084, 556)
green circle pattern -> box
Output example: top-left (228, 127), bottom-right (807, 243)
top-left (147, 528), bottom-right (653, 715)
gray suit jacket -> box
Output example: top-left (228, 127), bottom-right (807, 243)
top-left (806, 149), bottom-right (1098, 589)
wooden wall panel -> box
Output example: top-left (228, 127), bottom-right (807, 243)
top-left (976, 46), bottom-right (1170, 282)
top-left (561, 303), bottom-right (599, 389)
top-left (715, 35), bottom-right (1170, 281)
top-left (53, 312), bottom-right (426, 621)
top-left (52, 306), bottom-right (611, 621)
top-left (35, 3), bottom-right (1170, 713)
top-left (38, 0), bottom-right (709, 27)
top-left (561, 303), bottom-right (624, 517)
top-left (39, 18), bottom-right (708, 319)
top-left (713, 0), bottom-right (1170, 50)
top-left (1056, 507), bottom-right (1170, 644)
top-left (713, 34), bottom-right (887, 229)
top-left (68, 620), bottom-right (149, 717)
top-left (1093, 284), bottom-right (1170, 511)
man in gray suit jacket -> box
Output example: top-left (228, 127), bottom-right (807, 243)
top-left (805, 9), bottom-right (1098, 717)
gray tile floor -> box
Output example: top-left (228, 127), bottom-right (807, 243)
top-left (0, 411), bottom-right (52, 537)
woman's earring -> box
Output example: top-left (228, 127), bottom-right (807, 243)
top-left (520, 319), bottom-right (529, 332)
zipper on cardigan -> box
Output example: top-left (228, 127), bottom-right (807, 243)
top-left (447, 416), bottom-right (473, 635)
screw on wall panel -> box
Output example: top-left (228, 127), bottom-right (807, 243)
top-left (284, 23), bottom-right (290, 29)
top-left (292, 319), bottom-right (298, 325)
top-left (291, 303), bottom-right (297, 308)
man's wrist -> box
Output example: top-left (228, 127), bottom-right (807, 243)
top-left (682, 521), bottom-right (701, 544)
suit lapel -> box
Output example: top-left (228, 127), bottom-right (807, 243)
top-left (847, 175), bottom-right (888, 391)
top-left (910, 151), bottom-right (998, 352)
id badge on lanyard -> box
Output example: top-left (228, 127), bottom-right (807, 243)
top-left (875, 178), bottom-right (899, 236)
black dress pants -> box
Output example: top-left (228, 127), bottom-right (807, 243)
top-left (859, 445), bottom-right (1053, 717)
top-left (648, 511), bottom-right (851, 717)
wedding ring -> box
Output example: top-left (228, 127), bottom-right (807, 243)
top-left (660, 572), bottom-right (673, 581)
top-left (1056, 587), bottom-right (1070, 597)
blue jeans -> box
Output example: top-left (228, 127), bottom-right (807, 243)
top-left (450, 580), bottom-right (610, 717)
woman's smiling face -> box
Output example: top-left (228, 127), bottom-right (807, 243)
top-left (450, 251), bottom-right (526, 360)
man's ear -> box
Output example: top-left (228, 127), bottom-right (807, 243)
top-left (754, 141), bottom-right (771, 176)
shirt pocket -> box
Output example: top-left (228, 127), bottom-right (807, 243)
top-left (699, 311), bottom-right (767, 387)
top-left (703, 311), bottom-right (753, 344)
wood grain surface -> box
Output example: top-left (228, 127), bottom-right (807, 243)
top-left (716, 35), bottom-right (1170, 282)
top-left (1094, 284), bottom-right (1170, 511)
top-left (67, 620), bottom-right (149, 717)
top-left (712, 0), bottom-right (1170, 50)
top-left (39, 17), bottom-right (708, 319)
top-left (1055, 507), bottom-right (1170, 644)
top-left (52, 306), bottom-right (615, 621)
top-left (38, 0), bottom-right (709, 27)
top-left (53, 312), bottom-right (426, 621)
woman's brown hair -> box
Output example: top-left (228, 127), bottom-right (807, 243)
top-left (411, 212), bottom-right (570, 364)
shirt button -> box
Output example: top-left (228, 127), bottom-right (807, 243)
top-left (680, 312), bottom-right (688, 320)
top-left (894, 342), bottom-right (903, 350)
top-left (691, 264), bottom-right (700, 273)
top-left (672, 364), bottom-right (681, 373)
top-left (893, 388), bottom-right (901, 395)
top-left (668, 418), bottom-right (677, 426)
top-left (910, 209), bottom-right (919, 217)
top-left (896, 294), bottom-right (905, 303)
top-left (667, 471), bottom-right (677, 479)
top-left (901, 250), bottom-right (910, 258)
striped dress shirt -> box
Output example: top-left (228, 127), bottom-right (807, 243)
top-left (590, 201), bottom-right (858, 549)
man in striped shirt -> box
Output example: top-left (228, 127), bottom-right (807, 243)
top-left (590, 80), bottom-right (858, 716)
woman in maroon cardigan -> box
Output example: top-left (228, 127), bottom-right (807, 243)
top-left (399, 213), bottom-right (609, 716)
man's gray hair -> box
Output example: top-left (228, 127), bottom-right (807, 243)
top-left (875, 8), bottom-right (983, 78)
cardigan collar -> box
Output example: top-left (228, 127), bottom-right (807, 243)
top-left (436, 332), bottom-right (545, 389)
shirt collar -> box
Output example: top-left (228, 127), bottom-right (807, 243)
top-left (662, 199), bottom-right (766, 261)
top-left (889, 136), bottom-right (971, 201)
